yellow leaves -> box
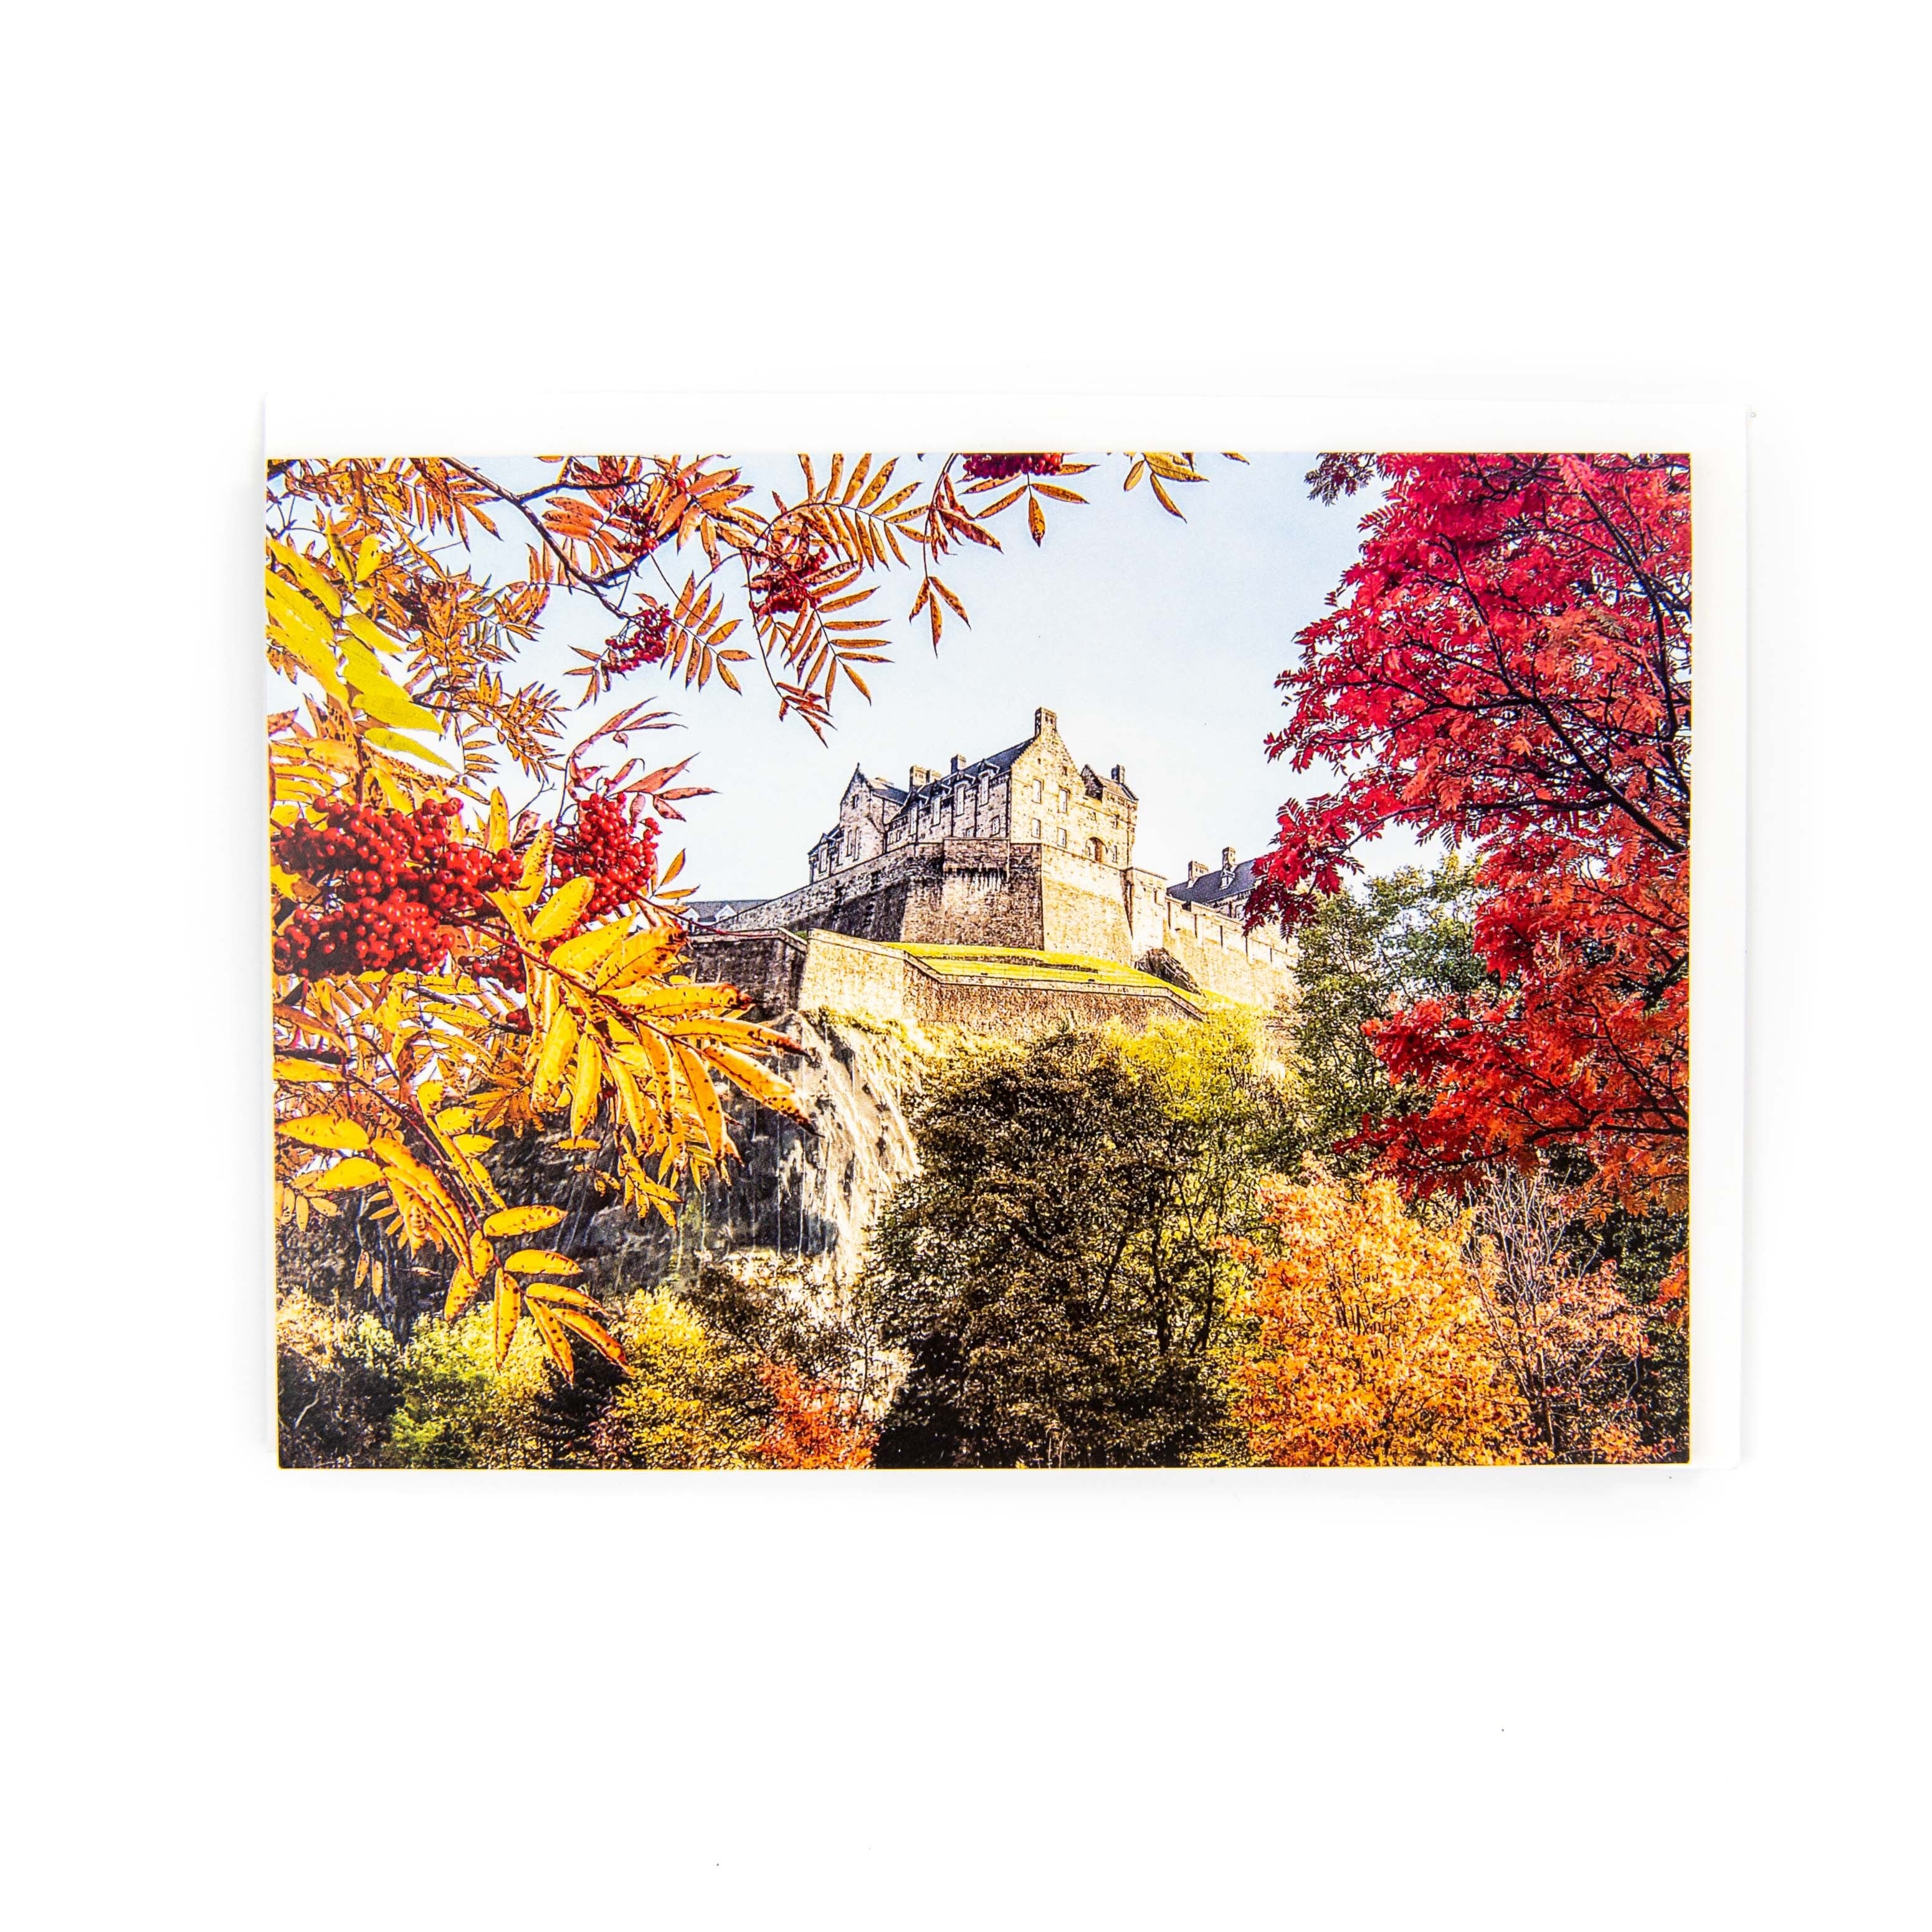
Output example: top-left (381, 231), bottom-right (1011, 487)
top-left (511, 827), bottom-right (553, 908)
top-left (602, 981), bottom-right (734, 1018)
top-left (607, 1052), bottom-right (649, 1144)
top-left (526, 1297), bottom-right (574, 1378)
top-left (1027, 495), bottom-right (1047, 546)
top-left (549, 915), bottom-right (632, 978)
top-left (444, 1265), bottom-right (482, 1320)
top-left (1141, 451), bottom-right (1207, 483)
top-left (592, 923), bottom-right (682, 990)
top-left (493, 1268), bottom-right (521, 1366)
top-left (265, 549), bottom-right (453, 788)
top-left (530, 873), bottom-right (592, 942)
top-left (310, 1156), bottom-right (382, 1190)
top-left (627, 1024), bottom-right (673, 1095)
top-left (486, 888), bottom-right (535, 949)
top-left (267, 538), bottom-right (341, 617)
top-left (672, 1041), bottom-right (725, 1158)
top-left (364, 1133), bottom-right (474, 1255)
top-left (278, 1114), bottom-right (371, 1150)
top-left (273, 1057), bottom-right (341, 1083)
top-left (337, 633), bottom-right (441, 735)
top-left (532, 1002), bottom-right (579, 1101)
top-left (569, 1032), bottom-right (603, 1137)
top-left (364, 728), bottom-right (454, 771)
top-left (1121, 452), bottom-right (1205, 520)
top-left (700, 1044), bottom-right (812, 1125)
top-left (343, 612), bottom-right (399, 658)
top-left (554, 1306), bottom-right (626, 1369)
top-left (482, 1205), bottom-right (566, 1237)
top-left (502, 1249), bottom-right (581, 1278)
top-left (522, 1280), bottom-right (600, 1312)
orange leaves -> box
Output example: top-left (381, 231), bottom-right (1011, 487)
top-left (753, 1361), bottom-right (876, 1469)
top-left (1232, 1179), bottom-right (1530, 1467)
top-left (907, 573), bottom-right (968, 650)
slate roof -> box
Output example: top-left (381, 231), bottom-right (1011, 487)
top-left (1081, 764), bottom-right (1135, 806)
top-left (682, 898), bottom-right (769, 927)
top-left (900, 739), bottom-right (1031, 800)
top-left (847, 765), bottom-right (907, 805)
top-left (1166, 857), bottom-right (1263, 907)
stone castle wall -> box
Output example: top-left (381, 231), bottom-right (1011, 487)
top-left (726, 840), bottom-right (1047, 951)
top-left (685, 930), bottom-right (807, 1017)
top-left (795, 931), bottom-right (1201, 1035)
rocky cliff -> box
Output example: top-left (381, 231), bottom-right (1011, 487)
top-left (579, 1007), bottom-right (931, 1297)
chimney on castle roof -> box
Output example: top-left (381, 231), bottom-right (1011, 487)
top-left (1034, 707), bottom-right (1057, 736)
top-left (1186, 860), bottom-right (1210, 883)
top-left (1111, 764), bottom-right (1126, 786)
top-left (910, 765), bottom-right (933, 790)
top-left (1222, 847), bottom-right (1237, 871)
top-left (949, 754), bottom-right (964, 774)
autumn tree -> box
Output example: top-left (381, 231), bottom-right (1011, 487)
top-left (865, 1014), bottom-right (1280, 1468)
top-left (1252, 454), bottom-right (1690, 1216)
top-left (1284, 857), bottom-right (1487, 1170)
top-left (266, 452), bottom-right (1237, 1395)
top-left (1230, 1178), bottom-right (1530, 1467)
top-left (1467, 1166), bottom-right (1682, 1461)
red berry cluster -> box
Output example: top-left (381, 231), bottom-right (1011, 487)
top-left (599, 602), bottom-right (674, 677)
top-left (606, 488), bottom-right (668, 562)
top-left (749, 537), bottom-right (829, 615)
top-left (554, 792), bottom-right (662, 922)
top-left (272, 799), bottom-right (520, 978)
top-left (961, 453), bottom-right (1065, 482)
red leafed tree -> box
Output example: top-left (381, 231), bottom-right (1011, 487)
top-left (1252, 453), bottom-right (1690, 1211)
top-left (752, 1361), bottom-right (877, 1470)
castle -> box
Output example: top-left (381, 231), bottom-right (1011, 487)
top-left (688, 708), bottom-right (1294, 1029)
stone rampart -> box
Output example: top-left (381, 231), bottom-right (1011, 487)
top-left (1124, 864), bottom-right (1293, 1009)
top-left (685, 930), bottom-right (807, 1017)
top-left (794, 931), bottom-right (1199, 1035)
top-left (726, 840), bottom-right (1046, 950)
top-left (1036, 845), bottom-right (1136, 962)
top-left (1160, 918), bottom-right (1293, 1009)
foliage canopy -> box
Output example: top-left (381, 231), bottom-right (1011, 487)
top-left (1255, 454), bottom-right (1690, 1212)
top-left (865, 1014), bottom-right (1283, 1467)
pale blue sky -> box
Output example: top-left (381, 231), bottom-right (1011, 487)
top-left (447, 453), bottom-right (1420, 900)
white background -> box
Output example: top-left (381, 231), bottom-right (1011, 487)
top-left (4, 4), bottom-right (1926, 1928)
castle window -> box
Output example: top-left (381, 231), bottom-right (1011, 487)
top-left (1032, 779), bottom-right (1044, 804)
top-left (1031, 817), bottom-right (1042, 840)
top-left (1058, 788), bottom-right (1070, 813)
top-left (1057, 827), bottom-right (1068, 849)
